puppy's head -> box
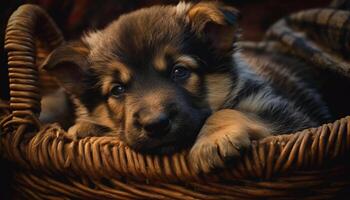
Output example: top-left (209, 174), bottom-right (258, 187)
top-left (42, 2), bottom-right (240, 153)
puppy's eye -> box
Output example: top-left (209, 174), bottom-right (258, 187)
top-left (172, 64), bottom-right (190, 81)
top-left (110, 84), bottom-right (126, 97)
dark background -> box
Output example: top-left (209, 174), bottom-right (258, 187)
top-left (0, 0), bottom-right (330, 199)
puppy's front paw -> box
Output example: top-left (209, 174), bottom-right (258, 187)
top-left (66, 120), bottom-right (112, 140)
top-left (189, 109), bottom-right (271, 173)
top-left (189, 127), bottom-right (250, 173)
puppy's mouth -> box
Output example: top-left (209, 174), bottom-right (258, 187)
top-left (125, 108), bottom-right (212, 154)
top-left (128, 130), bottom-right (196, 154)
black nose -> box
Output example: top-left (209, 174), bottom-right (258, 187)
top-left (143, 114), bottom-right (171, 137)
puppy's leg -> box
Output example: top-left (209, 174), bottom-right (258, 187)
top-left (189, 109), bottom-right (271, 173)
top-left (66, 119), bottom-right (112, 140)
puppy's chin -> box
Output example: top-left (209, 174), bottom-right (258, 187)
top-left (125, 120), bottom-right (204, 154)
top-left (134, 140), bottom-right (191, 155)
top-left (125, 126), bottom-right (198, 155)
top-left (124, 108), bottom-right (212, 155)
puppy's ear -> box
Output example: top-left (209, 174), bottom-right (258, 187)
top-left (41, 42), bottom-right (90, 96)
top-left (187, 2), bottom-right (240, 55)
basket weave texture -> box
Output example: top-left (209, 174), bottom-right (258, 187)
top-left (1, 1), bottom-right (350, 199)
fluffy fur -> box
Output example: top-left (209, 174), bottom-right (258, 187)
top-left (40, 2), bottom-right (331, 172)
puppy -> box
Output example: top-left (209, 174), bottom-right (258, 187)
top-left (41, 2), bottom-right (331, 172)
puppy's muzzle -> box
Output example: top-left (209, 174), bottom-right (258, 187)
top-left (134, 104), bottom-right (177, 137)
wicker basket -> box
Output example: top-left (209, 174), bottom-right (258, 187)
top-left (1, 4), bottom-right (350, 199)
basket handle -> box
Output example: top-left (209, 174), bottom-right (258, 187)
top-left (4, 4), bottom-right (64, 119)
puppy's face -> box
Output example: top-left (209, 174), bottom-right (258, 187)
top-left (42, 2), bottom-right (240, 153)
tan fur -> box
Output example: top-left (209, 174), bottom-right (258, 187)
top-left (71, 45), bottom-right (90, 55)
top-left (185, 73), bottom-right (200, 94)
top-left (205, 74), bottom-right (232, 110)
top-left (100, 61), bottom-right (131, 96)
top-left (176, 55), bottom-right (199, 69)
top-left (67, 120), bottom-right (111, 139)
top-left (108, 61), bottom-right (131, 83)
top-left (92, 104), bottom-right (116, 128)
top-left (154, 46), bottom-right (185, 71)
top-left (72, 98), bottom-right (89, 119)
top-left (101, 76), bottom-right (114, 96)
top-left (188, 2), bottom-right (227, 32)
top-left (187, 2), bottom-right (239, 54)
top-left (107, 98), bottom-right (124, 120)
top-left (143, 89), bottom-right (171, 109)
top-left (175, 1), bottom-right (192, 17)
top-left (153, 53), bottom-right (167, 71)
top-left (189, 109), bottom-right (271, 172)
top-left (66, 103), bottom-right (117, 140)
top-left (123, 95), bottom-right (141, 145)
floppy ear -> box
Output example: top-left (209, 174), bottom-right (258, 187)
top-left (41, 42), bottom-right (90, 96)
top-left (187, 2), bottom-right (240, 55)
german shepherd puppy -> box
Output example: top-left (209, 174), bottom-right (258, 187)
top-left (41, 2), bottom-right (330, 172)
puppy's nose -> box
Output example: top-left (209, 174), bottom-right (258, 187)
top-left (143, 114), bottom-right (170, 137)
